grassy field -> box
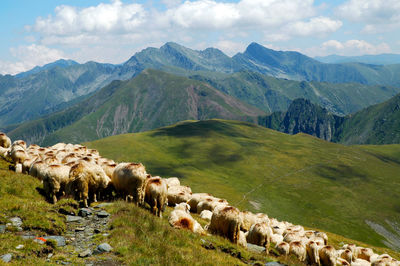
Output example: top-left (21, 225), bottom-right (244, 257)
top-left (86, 119), bottom-right (400, 252)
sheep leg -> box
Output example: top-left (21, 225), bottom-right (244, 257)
top-left (93, 193), bottom-right (97, 203)
top-left (52, 193), bottom-right (57, 204)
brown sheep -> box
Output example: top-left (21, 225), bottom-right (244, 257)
top-left (208, 206), bottom-right (242, 244)
top-left (67, 161), bottom-right (110, 207)
top-left (238, 230), bottom-right (247, 248)
top-left (112, 162), bottom-right (148, 206)
top-left (43, 164), bottom-right (71, 203)
top-left (144, 176), bottom-right (168, 217)
top-left (165, 177), bottom-right (180, 187)
top-left (168, 207), bottom-right (205, 235)
top-left (319, 245), bottom-right (337, 266)
top-left (276, 241), bottom-right (290, 257)
top-left (197, 197), bottom-right (228, 214)
top-left (0, 132), bottom-right (11, 148)
top-left (289, 241), bottom-right (307, 262)
top-left (357, 247), bottom-right (375, 262)
top-left (246, 222), bottom-right (272, 254)
top-left (306, 240), bottom-right (320, 265)
top-left (336, 258), bottom-right (351, 265)
top-left (338, 249), bottom-right (353, 264)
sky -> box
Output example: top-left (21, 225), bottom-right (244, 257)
top-left (0, 0), bottom-right (399, 75)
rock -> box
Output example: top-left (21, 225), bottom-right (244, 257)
top-left (265, 262), bottom-right (285, 266)
top-left (78, 249), bottom-right (92, 258)
top-left (44, 236), bottom-right (66, 247)
top-left (0, 225), bottom-right (5, 234)
top-left (15, 244), bottom-right (24, 250)
top-left (96, 211), bottom-right (110, 218)
top-left (78, 208), bottom-right (92, 217)
top-left (48, 253), bottom-right (53, 259)
top-left (93, 243), bottom-right (113, 254)
top-left (9, 217), bottom-right (22, 228)
top-left (66, 215), bottom-right (83, 222)
top-left (246, 243), bottom-right (266, 253)
top-left (94, 228), bottom-right (101, 234)
top-left (34, 237), bottom-right (47, 244)
top-left (94, 203), bottom-right (112, 208)
top-left (75, 227), bottom-right (85, 232)
top-left (1, 253), bottom-right (12, 263)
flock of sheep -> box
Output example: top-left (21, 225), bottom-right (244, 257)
top-left (0, 132), bottom-right (398, 266)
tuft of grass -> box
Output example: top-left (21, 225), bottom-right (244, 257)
top-left (86, 119), bottom-right (400, 252)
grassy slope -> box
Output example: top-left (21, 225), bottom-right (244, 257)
top-left (86, 119), bottom-right (400, 252)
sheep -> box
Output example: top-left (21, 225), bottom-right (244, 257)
top-left (285, 225), bottom-right (305, 236)
top-left (0, 133), bottom-right (11, 148)
top-left (284, 232), bottom-right (302, 243)
top-left (11, 140), bottom-right (26, 150)
top-left (101, 162), bottom-right (117, 179)
top-left (199, 210), bottom-right (213, 221)
top-left (357, 247), bottom-right (375, 262)
top-left (168, 206), bottom-right (205, 235)
top-left (246, 222), bottom-right (272, 254)
top-left (207, 205), bottom-right (242, 244)
top-left (144, 176), bottom-right (168, 217)
top-left (271, 233), bottom-right (284, 246)
top-left (174, 202), bottom-right (191, 213)
top-left (343, 244), bottom-right (358, 260)
top-left (67, 161), bottom-right (110, 207)
top-left (306, 240), bottom-right (320, 265)
top-left (187, 193), bottom-right (213, 213)
top-left (352, 259), bottom-right (371, 266)
top-left (337, 249), bottom-right (353, 264)
top-left (272, 225), bottom-right (286, 236)
top-left (241, 211), bottom-right (269, 232)
top-left (51, 142), bottom-right (66, 150)
top-left (0, 146), bottom-right (10, 159)
top-left (276, 241), bottom-right (290, 257)
top-left (10, 148), bottom-right (29, 173)
top-left (336, 258), bottom-right (350, 265)
top-left (165, 177), bottom-right (180, 187)
top-left (319, 245), bottom-right (337, 266)
top-left (197, 197), bottom-right (228, 214)
top-left (315, 231), bottom-right (328, 245)
top-left (61, 153), bottom-right (79, 164)
top-left (29, 160), bottom-right (49, 181)
top-left (289, 241), bottom-right (307, 262)
top-left (112, 162), bottom-right (148, 206)
top-left (43, 164), bottom-right (71, 203)
top-left (22, 155), bottom-right (40, 174)
top-left (238, 230), bottom-right (247, 248)
top-left (167, 185), bottom-right (192, 206)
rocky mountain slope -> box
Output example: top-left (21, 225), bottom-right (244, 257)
top-left (7, 69), bottom-right (264, 145)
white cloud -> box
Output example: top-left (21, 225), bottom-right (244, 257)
top-left (305, 39), bottom-right (391, 57)
top-left (284, 17), bottom-right (342, 37)
top-left (336, 0), bottom-right (400, 33)
top-left (214, 40), bottom-right (247, 56)
top-left (0, 44), bottom-right (65, 75)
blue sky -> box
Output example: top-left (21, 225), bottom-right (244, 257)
top-left (1, 0), bottom-right (399, 74)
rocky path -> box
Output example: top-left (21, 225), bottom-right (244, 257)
top-left (1, 202), bottom-right (121, 265)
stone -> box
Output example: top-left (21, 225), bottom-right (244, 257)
top-left (265, 262), bottom-right (285, 266)
top-left (9, 217), bottom-right (22, 228)
top-left (59, 208), bottom-right (75, 216)
top-left (75, 227), bottom-right (85, 232)
top-left (96, 211), bottom-right (110, 218)
top-left (44, 236), bottom-right (66, 247)
top-left (15, 244), bottom-right (24, 250)
top-left (66, 215), bottom-right (83, 223)
top-left (78, 249), bottom-right (92, 258)
top-left (78, 208), bottom-right (92, 217)
top-left (93, 243), bottom-right (112, 254)
top-left (246, 243), bottom-right (266, 253)
top-left (21, 235), bottom-right (35, 240)
top-left (1, 253), bottom-right (12, 263)
top-left (0, 225), bottom-right (5, 234)
top-left (47, 253), bottom-right (53, 259)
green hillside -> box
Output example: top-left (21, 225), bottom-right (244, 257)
top-left (86, 119), bottom-right (400, 251)
top-left (338, 94), bottom-right (400, 144)
top-left (25, 69), bottom-right (264, 145)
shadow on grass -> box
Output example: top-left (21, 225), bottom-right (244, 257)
top-left (315, 164), bottom-right (368, 181)
top-left (150, 120), bottom-right (254, 139)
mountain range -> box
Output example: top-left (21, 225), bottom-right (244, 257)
top-left (315, 53), bottom-right (400, 65)
top-left (2, 41), bottom-right (400, 145)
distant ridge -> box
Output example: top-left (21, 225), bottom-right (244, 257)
top-left (315, 53), bottom-right (400, 65)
